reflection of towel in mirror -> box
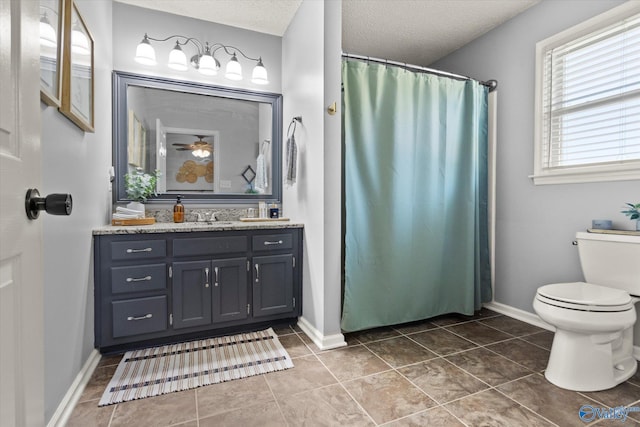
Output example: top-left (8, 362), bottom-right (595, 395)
top-left (255, 153), bottom-right (268, 193)
top-left (286, 134), bottom-right (297, 185)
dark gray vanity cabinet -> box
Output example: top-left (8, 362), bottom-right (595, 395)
top-left (94, 227), bottom-right (302, 353)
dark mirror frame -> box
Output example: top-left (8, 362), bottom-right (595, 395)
top-left (113, 71), bottom-right (283, 204)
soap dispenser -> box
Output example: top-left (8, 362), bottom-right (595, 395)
top-left (173, 195), bottom-right (184, 223)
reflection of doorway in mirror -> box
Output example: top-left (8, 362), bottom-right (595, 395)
top-left (127, 110), bottom-right (145, 169)
top-left (160, 127), bottom-right (220, 193)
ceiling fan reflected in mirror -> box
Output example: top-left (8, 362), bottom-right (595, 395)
top-left (173, 135), bottom-right (212, 158)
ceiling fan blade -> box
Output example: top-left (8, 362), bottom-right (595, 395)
top-left (172, 143), bottom-right (192, 147)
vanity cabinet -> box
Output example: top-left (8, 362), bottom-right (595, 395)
top-left (94, 227), bottom-right (302, 353)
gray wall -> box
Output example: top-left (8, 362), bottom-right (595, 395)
top-left (432, 0), bottom-right (638, 314)
top-left (42, 0), bottom-right (113, 422)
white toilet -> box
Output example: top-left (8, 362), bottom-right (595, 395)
top-left (533, 231), bottom-right (640, 392)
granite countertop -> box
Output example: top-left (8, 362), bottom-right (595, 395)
top-left (93, 220), bottom-right (304, 235)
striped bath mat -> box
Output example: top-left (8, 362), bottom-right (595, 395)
top-left (99, 328), bottom-right (293, 406)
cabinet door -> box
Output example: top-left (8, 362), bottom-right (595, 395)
top-left (212, 257), bottom-right (248, 323)
top-left (172, 260), bottom-right (212, 329)
top-left (252, 254), bottom-right (294, 317)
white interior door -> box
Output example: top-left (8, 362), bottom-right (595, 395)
top-left (0, 1), bottom-right (45, 426)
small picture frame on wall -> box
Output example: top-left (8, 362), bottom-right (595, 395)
top-left (60, 0), bottom-right (94, 132)
top-left (39, 0), bottom-right (64, 106)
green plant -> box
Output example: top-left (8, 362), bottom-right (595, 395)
top-left (621, 202), bottom-right (640, 220)
top-left (125, 168), bottom-right (160, 202)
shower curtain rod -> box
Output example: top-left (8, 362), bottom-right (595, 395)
top-left (342, 53), bottom-right (498, 92)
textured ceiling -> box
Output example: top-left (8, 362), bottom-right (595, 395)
top-left (115, 0), bottom-right (540, 66)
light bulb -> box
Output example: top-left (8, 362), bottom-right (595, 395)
top-left (224, 53), bottom-right (243, 81)
top-left (135, 35), bottom-right (156, 66)
top-left (168, 41), bottom-right (188, 71)
top-left (251, 58), bottom-right (269, 85)
top-left (198, 53), bottom-right (217, 75)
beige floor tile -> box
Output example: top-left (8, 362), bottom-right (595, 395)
top-left (317, 345), bottom-right (390, 381)
top-left (198, 401), bottom-right (286, 427)
top-left (365, 336), bottom-right (437, 368)
top-left (445, 347), bottom-right (532, 386)
top-left (398, 358), bottom-right (488, 404)
top-left (581, 381), bottom-right (640, 408)
top-left (498, 373), bottom-right (604, 427)
top-left (487, 338), bottom-right (550, 372)
top-left (278, 384), bottom-right (374, 426)
top-left (383, 407), bottom-right (466, 427)
top-left (264, 354), bottom-right (336, 398)
top-left (445, 321), bottom-right (512, 346)
top-left (65, 400), bottom-right (115, 427)
top-left (343, 370), bottom-right (436, 424)
top-left (521, 330), bottom-right (555, 350)
top-left (407, 328), bottom-right (477, 356)
top-left (196, 375), bottom-right (274, 419)
top-left (110, 389), bottom-right (197, 427)
top-left (446, 388), bottom-right (554, 426)
top-left (97, 354), bottom-right (124, 368)
top-left (78, 364), bottom-right (119, 403)
top-left (350, 326), bottom-right (401, 343)
top-left (392, 319), bottom-right (438, 335)
top-left (277, 333), bottom-right (313, 358)
top-left (480, 315), bottom-right (546, 337)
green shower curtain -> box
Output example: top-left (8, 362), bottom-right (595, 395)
top-left (341, 59), bottom-right (492, 333)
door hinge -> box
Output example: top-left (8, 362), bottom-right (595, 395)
top-left (247, 304), bottom-right (250, 314)
top-left (293, 297), bottom-right (296, 308)
top-left (169, 266), bottom-right (172, 278)
top-left (293, 256), bottom-right (296, 268)
top-left (247, 260), bottom-right (250, 272)
top-left (169, 313), bottom-right (173, 326)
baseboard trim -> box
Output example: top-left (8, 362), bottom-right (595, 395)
top-left (297, 316), bottom-right (347, 350)
top-left (47, 349), bottom-right (101, 427)
top-left (484, 301), bottom-right (555, 332)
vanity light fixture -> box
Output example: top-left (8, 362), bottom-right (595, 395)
top-left (134, 33), bottom-right (269, 85)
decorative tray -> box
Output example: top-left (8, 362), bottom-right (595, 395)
top-left (111, 217), bottom-right (156, 226)
top-left (239, 218), bottom-right (290, 222)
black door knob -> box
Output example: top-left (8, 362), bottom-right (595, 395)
top-left (25, 188), bottom-right (73, 220)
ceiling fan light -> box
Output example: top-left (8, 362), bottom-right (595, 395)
top-left (225, 53), bottom-right (243, 81)
top-left (251, 58), bottom-right (269, 85)
top-left (168, 41), bottom-right (188, 71)
top-left (135, 35), bottom-right (156, 66)
top-left (40, 13), bottom-right (57, 48)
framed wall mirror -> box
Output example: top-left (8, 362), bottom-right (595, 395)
top-left (113, 71), bottom-right (282, 204)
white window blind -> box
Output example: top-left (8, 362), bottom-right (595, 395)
top-left (534, 3), bottom-right (640, 184)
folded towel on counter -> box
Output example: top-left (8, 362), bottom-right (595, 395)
top-left (113, 206), bottom-right (144, 219)
top-left (286, 133), bottom-right (297, 185)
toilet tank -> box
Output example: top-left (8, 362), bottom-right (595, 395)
top-left (576, 231), bottom-right (640, 296)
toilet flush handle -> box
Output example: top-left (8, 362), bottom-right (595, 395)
top-left (572, 241), bottom-right (578, 246)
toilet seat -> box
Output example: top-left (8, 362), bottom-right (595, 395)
top-left (536, 282), bottom-right (633, 313)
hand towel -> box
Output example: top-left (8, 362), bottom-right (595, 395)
top-left (255, 153), bottom-right (268, 193)
top-left (286, 133), bottom-right (297, 185)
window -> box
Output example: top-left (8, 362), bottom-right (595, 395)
top-left (533, 2), bottom-right (640, 185)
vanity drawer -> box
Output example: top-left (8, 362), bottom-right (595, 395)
top-left (173, 236), bottom-right (247, 257)
top-left (112, 296), bottom-right (167, 338)
top-left (252, 233), bottom-right (293, 252)
top-left (110, 240), bottom-right (166, 261)
top-left (110, 263), bottom-right (166, 294)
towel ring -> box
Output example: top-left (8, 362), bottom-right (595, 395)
top-left (287, 116), bottom-right (302, 138)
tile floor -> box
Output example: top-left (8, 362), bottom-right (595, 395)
top-left (67, 309), bottom-right (640, 426)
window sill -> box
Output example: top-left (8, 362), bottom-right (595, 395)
top-left (530, 166), bottom-right (640, 185)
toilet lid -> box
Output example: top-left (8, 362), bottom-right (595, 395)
top-left (537, 282), bottom-right (632, 307)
